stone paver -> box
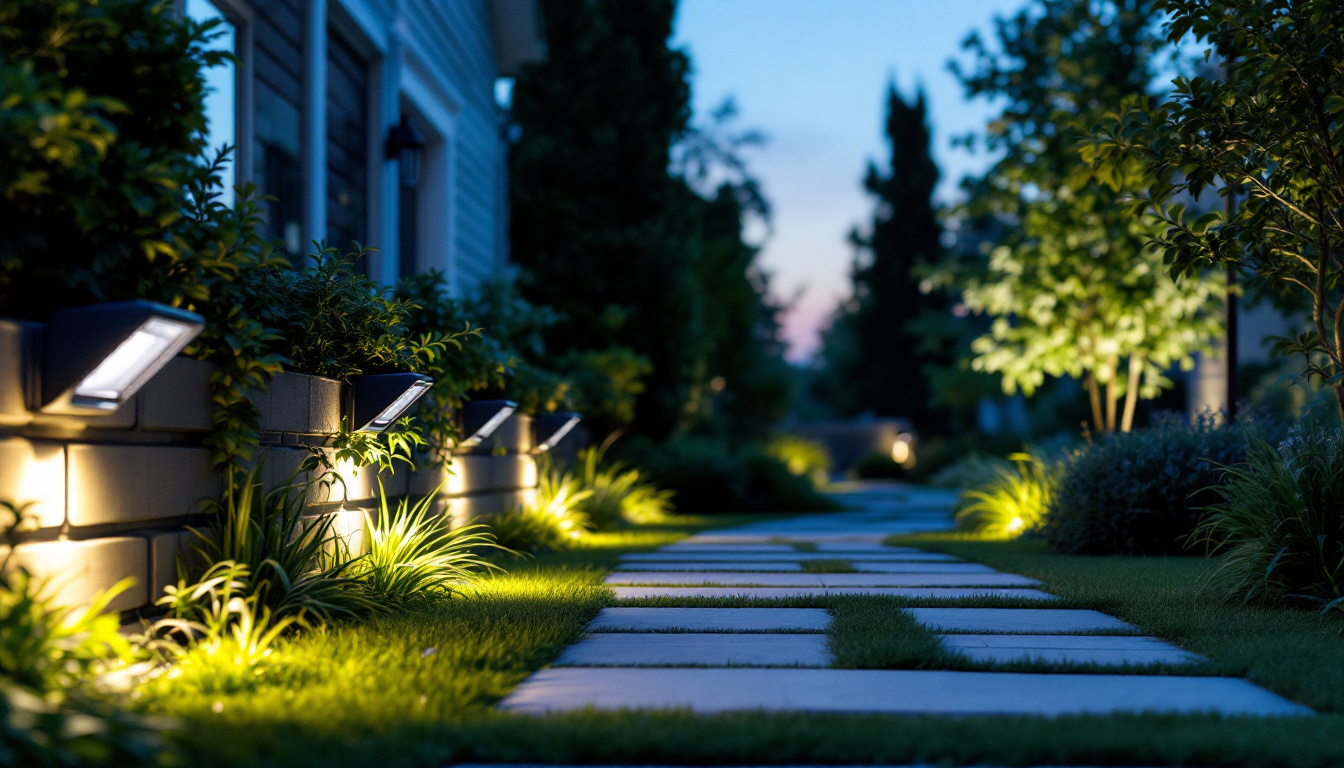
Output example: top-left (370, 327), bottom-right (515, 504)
top-left (908, 608), bottom-right (1136, 634)
top-left (605, 572), bottom-right (1042, 588)
top-left (555, 633), bottom-right (832, 667)
top-left (940, 634), bottom-right (1203, 666)
top-left (612, 586), bottom-right (1058, 601)
top-left (501, 667), bottom-right (1310, 716)
top-left (660, 544), bottom-right (798, 553)
top-left (615, 562), bottom-right (807, 572)
top-left (587, 607), bottom-right (832, 632)
top-left (621, 552), bottom-right (959, 563)
top-left (854, 562), bottom-right (998, 574)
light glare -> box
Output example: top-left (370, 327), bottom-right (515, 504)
top-left (74, 317), bottom-right (196, 407)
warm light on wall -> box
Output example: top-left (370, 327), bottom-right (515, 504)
top-left (1, 439), bottom-right (66, 528)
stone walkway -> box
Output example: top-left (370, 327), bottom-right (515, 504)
top-left (501, 483), bottom-right (1310, 718)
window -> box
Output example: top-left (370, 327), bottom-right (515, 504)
top-left (251, 0), bottom-right (305, 255)
top-left (326, 33), bottom-right (369, 262)
top-left (185, 0), bottom-right (237, 201)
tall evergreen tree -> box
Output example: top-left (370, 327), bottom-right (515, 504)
top-left (818, 83), bottom-right (945, 429)
top-left (509, 0), bottom-right (701, 438)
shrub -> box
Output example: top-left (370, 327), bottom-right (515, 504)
top-left (574, 444), bottom-right (674, 528)
top-left (954, 453), bottom-right (1058, 538)
top-left (354, 484), bottom-right (503, 604)
top-left (931, 453), bottom-right (1013, 490)
top-left (1042, 414), bottom-right (1257, 555)
top-left (1195, 425), bottom-right (1344, 611)
top-left (191, 458), bottom-right (375, 623)
top-left (762, 434), bottom-right (832, 485)
top-left (620, 436), bottom-right (838, 514)
top-left (484, 466), bottom-right (591, 552)
top-left (853, 450), bottom-right (903, 479)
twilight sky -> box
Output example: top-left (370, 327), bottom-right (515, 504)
top-left (672, 0), bottom-right (1027, 362)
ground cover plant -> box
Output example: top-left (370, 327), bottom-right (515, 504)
top-left (1043, 413), bottom-right (1257, 555)
top-left (1196, 424), bottom-right (1344, 610)
top-left (953, 451), bottom-right (1058, 538)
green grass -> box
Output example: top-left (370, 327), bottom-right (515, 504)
top-left (127, 514), bottom-right (1344, 768)
top-left (798, 558), bottom-right (855, 573)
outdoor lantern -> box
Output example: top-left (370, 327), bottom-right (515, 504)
top-left (891, 431), bottom-right (917, 468)
top-left (534, 411), bottom-right (582, 453)
top-left (39, 300), bottom-right (204, 414)
top-left (350, 373), bottom-right (433, 433)
top-left (458, 399), bottom-right (518, 448)
top-left (385, 115), bottom-right (426, 187)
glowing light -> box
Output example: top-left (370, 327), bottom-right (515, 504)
top-left (74, 318), bottom-right (196, 406)
top-left (459, 400), bottom-right (518, 448)
top-left (891, 432), bottom-right (916, 467)
top-left (534, 412), bottom-right (581, 453)
top-left (350, 374), bottom-right (433, 433)
top-left (1006, 516), bottom-right (1025, 534)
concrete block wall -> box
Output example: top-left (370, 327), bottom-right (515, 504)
top-left (0, 332), bottom-right (541, 615)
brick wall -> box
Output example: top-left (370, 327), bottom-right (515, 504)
top-left (0, 320), bottom-right (538, 614)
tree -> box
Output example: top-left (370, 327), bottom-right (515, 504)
top-left (945, 0), bottom-right (1222, 433)
top-left (1086, 0), bottom-right (1344, 424)
top-left (817, 83), bottom-right (947, 429)
top-left (509, 0), bottom-right (701, 438)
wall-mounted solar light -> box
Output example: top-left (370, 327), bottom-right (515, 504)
top-left (350, 373), bottom-right (433, 433)
top-left (458, 399), bottom-right (517, 448)
top-left (38, 300), bottom-right (203, 414)
top-left (534, 411), bottom-right (581, 453)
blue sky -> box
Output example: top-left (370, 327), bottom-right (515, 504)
top-left (672, 0), bottom-right (1027, 361)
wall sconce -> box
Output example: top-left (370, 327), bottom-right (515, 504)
top-left (386, 115), bottom-right (426, 187)
top-left (37, 300), bottom-right (203, 414)
top-left (458, 399), bottom-right (517, 448)
top-left (350, 373), bottom-right (433, 433)
top-left (534, 411), bottom-right (581, 453)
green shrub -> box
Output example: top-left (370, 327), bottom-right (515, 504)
top-left (954, 453), bottom-right (1058, 538)
top-left (1043, 414), bottom-right (1258, 555)
top-left (354, 484), bottom-right (503, 604)
top-left (1195, 425), bottom-right (1344, 611)
top-left (762, 434), bottom-right (832, 485)
top-left (930, 452), bottom-right (1014, 490)
top-left (620, 436), bottom-right (838, 514)
top-left (191, 459), bottom-right (375, 623)
top-left (575, 444), bottom-right (674, 528)
top-left (853, 450), bottom-right (903, 479)
top-left (484, 465), bottom-right (592, 552)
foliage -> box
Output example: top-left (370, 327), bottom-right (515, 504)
top-left (1043, 413), bottom-right (1256, 555)
top-left (153, 560), bottom-right (302, 696)
top-left (817, 83), bottom-right (948, 429)
top-left (354, 484), bottom-right (504, 605)
top-left (955, 453), bottom-right (1059, 538)
top-left (191, 458), bottom-right (374, 624)
top-left (574, 443), bottom-right (674, 529)
top-left (762, 434), bottom-right (832, 486)
top-left (618, 436), bottom-right (838, 514)
top-left (1194, 425), bottom-right (1344, 611)
top-left (938, 0), bottom-right (1222, 433)
top-left (460, 278), bottom-right (573, 416)
top-left (1086, 0), bottom-right (1344, 424)
top-left (852, 451), bottom-right (904, 480)
top-left (0, 501), bottom-right (166, 765)
top-left (243, 248), bottom-right (461, 382)
top-left (929, 453), bottom-right (1013, 490)
top-left (485, 465), bottom-right (593, 553)
top-left (558, 347), bottom-right (653, 434)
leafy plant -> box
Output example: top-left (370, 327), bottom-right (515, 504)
top-left (1086, 0), bottom-right (1344, 423)
top-left (574, 442), bottom-right (674, 528)
top-left (1043, 413), bottom-right (1262, 555)
top-left (954, 452), bottom-right (1058, 538)
top-left (930, 453), bottom-right (1014, 490)
top-left (153, 561), bottom-right (301, 695)
top-left (485, 465), bottom-right (592, 552)
top-left (354, 483), bottom-right (504, 605)
top-left (762, 434), bottom-right (832, 486)
top-left (191, 458), bottom-right (375, 623)
top-left (1194, 425), bottom-right (1344, 611)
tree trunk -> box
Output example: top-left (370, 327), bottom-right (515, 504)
top-left (1104, 357), bottom-right (1118, 432)
top-left (1120, 354), bottom-right (1144, 432)
top-left (1087, 375), bottom-right (1104, 434)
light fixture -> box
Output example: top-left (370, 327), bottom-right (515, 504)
top-left (458, 399), bottom-right (517, 448)
top-left (534, 411), bottom-right (581, 453)
top-left (891, 432), bottom-right (917, 468)
top-left (350, 373), bottom-right (433, 433)
top-left (386, 115), bottom-right (426, 187)
top-left (38, 300), bottom-right (203, 414)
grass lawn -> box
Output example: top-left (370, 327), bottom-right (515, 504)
top-left (137, 517), bottom-right (1344, 768)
